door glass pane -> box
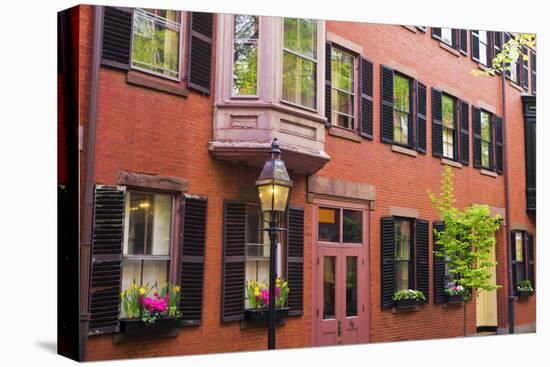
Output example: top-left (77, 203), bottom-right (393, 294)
top-left (323, 256), bottom-right (336, 319)
top-left (346, 257), bottom-right (358, 317)
top-left (318, 207), bottom-right (339, 242)
top-left (343, 210), bottom-right (362, 243)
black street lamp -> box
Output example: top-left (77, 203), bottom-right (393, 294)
top-left (255, 138), bottom-right (293, 350)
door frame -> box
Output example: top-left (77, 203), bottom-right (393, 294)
top-left (310, 196), bottom-right (371, 346)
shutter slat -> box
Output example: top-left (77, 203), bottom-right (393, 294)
top-left (433, 222), bottom-right (446, 304)
top-left (381, 217), bottom-right (395, 309)
top-left (416, 219), bottom-right (430, 303)
top-left (179, 195), bottom-right (207, 326)
top-left (101, 7), bottom-right (132, 69)
top-left (360, 58), bottom-right (374, 139)
top-left (325, 42), bottom-right (332, 128)
top-left (416, 82), bottom-right (427, 153)
top-left (432, 88), bottom-right (443, 157)
top-left (460, 100), bottom-right (470, 165)
top-left (89, 185), bottom-right (125, 335)
top-left (287, 207), bottom-right (304, 316)
top-left (188, 12), bottom-right (213, 94)
top-left (222, 201), bottom-right (246, 323)
top-left (472, 106), bottom-right (482, 168)
top-left (380, 65), bottom-right (394, 144)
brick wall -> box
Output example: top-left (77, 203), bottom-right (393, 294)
top-left (74, 6), bottom-right (536, 360)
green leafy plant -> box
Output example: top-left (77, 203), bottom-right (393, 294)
top-left (246, 278), bottom-right (290, 309)
top-left (392, 289), bottom-right (426, 302)
top-left (444, 284), bottom-right (469, 297)
top-left (471, 33), bottom-right (536, 77)
top-left (120, 281), bottom-right (182, 324)
top-left (517, 280), bottom-right (533, 292)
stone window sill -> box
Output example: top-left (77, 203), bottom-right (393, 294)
top-left (478, 63), bottom-right (494, 75)
top-left (509, 81), bottom-right (525, 92)
top-left (439, 42), bottom-right (461, 57)
top-left (480, 169), bottom-right (497, 178)
top-left (127, 70), bottom-right (189, 97)
top-left (441, 158), bottom-right (462, 169)
top-left (328, 127), bottom-right (362, 142)
top-left (392, 145), bottom-right (417, 157)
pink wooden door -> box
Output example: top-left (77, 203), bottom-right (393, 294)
top-left (316, 246), bottom-right (368, 346)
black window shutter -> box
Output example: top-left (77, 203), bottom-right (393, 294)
top-left (489, 115), bottom-right (495, 171)
top-left (101, 7), bottom-right (133, 70)
top-left (493, 32), bottom-right (502, 69)
top-left (89, 185), bottom-right (125, 335)
top-left (494, 116), bottom-right (504, 174)
top-left (433, 221), bottom-right (446, 304)
top-left (471, 30), bottom-right (480, 62)
top-left (381, 217), bottom-right (395, 309)
top-left (325, 42), bottom-right (333, 128)
top-left (504, 33), bottom-right (511, 79)
top-left (531, 52), bottom-right (536, 94)
top-left (287, 206), bottom-right (304, 316)
top-left (451, 29), bottom-right (459, 49)
top-left (188, 12), bottom-right (213, 94)
top-left (459, 100), bottom-right (470, 165)
top-left (432, 27), bottom-right (442, 40)
top-left (472, 106), bottom-right (482, 168)
top-left (221, 201), bottom-right (246, 323)
top-left (510, 231), bottom-right (518, 294)
top-left (416, 82), bottom-right (427, 153)
top-left (431, 88), bottom-right (443, 157)
top-left (360, 57), bottom-right (374, 139)
top-left (521, 46), bottom-right (529, 90)
top-left (179, 195), bottom-right (208, 326)
top-left (416, 219), bottom-right (429, 303)
top-left (380, 65), bottom-right (394, 144)
top-left (459, 29), bottom-right (468, 54)
top-left (527, 233), bottom-right (535, 288)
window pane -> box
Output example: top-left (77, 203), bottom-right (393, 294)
top-left (282, 52), bottom-right (317, 109)
top-left (443, 127), bottom-right (454, 159)
top-left (132, 9), bottom-right (180, 79)
top-left (332, 48), bottom-right (354, 93)
top-left (395, 262), bottom-right (409, 291)
top-left (233, 15), bottom-right (258, 95)
top-left (318, 207), bottom-right (339, 242)
top-left (442, 95), bottom-right (454, 128)
top-left (482, 141), bottom-right (490, 167)
top-left (479, 43), bottom-right (487, 66)
top-left (124, 192), bottom-right (172, 256)
top-left (444, 261), bottom-right (455, 288)
top-left (481, 111), bottom-right (490, 140)
top-left (332, 90), bottom-right (354, 129)
top-left (283, 18), bottom-right (317, 59)
top-left (121, 259), bottom-right (169, 294)
top-left (516, 264), bottom-right (525, 283)
top-left (510, 61), bottom-right (518, 82)
top-left (393, 75), bottom-right (410, 113)
top-left (323, 256), bottom-right (336, 319)
top-left (346, 257), bottom-right (358, 317)
top-left (393, 111), bottom-right (409, 145)
top-left (441, 28), bottom-right (453, 45)
top-left (395, 220), bottom-right (411, 260)
top-left (343, 210), bottom-right (362, 243)
top-left (515, 232), bottom-right (524, 261)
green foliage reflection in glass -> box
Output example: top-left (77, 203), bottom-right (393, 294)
top-left (480, 111), bottom-right (491, 168)
top-left (331, 48), bottom-right (354, 129)
top-left (393, 74), bottom-right (410, 145)
top-left (233, 15), bottom-right (259, 95)
top-left (132, 9), bottom-right (180, 79)
top-left (282, 18), bottom-right (317, 109)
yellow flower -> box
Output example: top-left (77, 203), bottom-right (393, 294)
top-left (172, 285), bottom-right (180, 293)
top-left (120, 291), bottom-right (125, 298)
top-left (254, 287), bottom-right (260, 297)
top-left (139, 287), bottom-right (146, 295)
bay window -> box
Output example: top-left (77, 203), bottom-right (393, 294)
top-left (331, 47), bottom-right (355, 129)
top-left (282, 18), bottom-right (318, 109)
top-left (233, 15), bottom-right (259, 95)
top-left (121, 191), bottom-right (173, 294)
top-left (131, 8), bottom-right (182, 80)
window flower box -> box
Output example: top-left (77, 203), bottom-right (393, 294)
top-left (393, 298), bottom-right (423, 310)
top-left (392, 289), bottom-right (426, 312)
top-left (444, 294), bottom-right (464, 304)
top-left (517, 290), bottom-right (534, 300)
top-left (243, 307), bottom-right (290, 327)
top-left (444, 284), bottom-right (467, 304)
top-left (115, 317), bottom-right (180, 343)
top-left (516, 280), bottom-right (534, 300)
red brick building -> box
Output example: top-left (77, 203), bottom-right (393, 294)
top-left (57, 4), bottom-right (536, 361)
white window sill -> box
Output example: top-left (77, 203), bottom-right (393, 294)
top-left (439, 42), bottom-right (461, 57)
top-left (392, 145), bottom-right (417, 157)
top-left (480, 169), bottom-right (497, 178)
top-left (441, 158), bottom-right (462, 169)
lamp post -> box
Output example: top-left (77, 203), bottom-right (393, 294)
top-left (255, 138), bottom-right (293, 350)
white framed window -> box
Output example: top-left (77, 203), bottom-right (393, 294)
top-left (442, 94), bottom-right (456, 160)
top-left (121, 191), bottom-right (173, 294)
top-left (441, 28), bottom-right (454, 46)
top-left (131, 8), bottom-right (182, 80)
top-left (478, 31), bottom-right (489, 66)
top-left (232, 15), bottom-right (259, 96)
top-left (331, 47), bottom-right (355, 129)
top-left (282, 18), bottom-right (318, 110)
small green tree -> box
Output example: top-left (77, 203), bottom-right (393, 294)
top-left (471, 33), bottom-right (536, 77)
top-left (429, 166), bottom-right (502, 334)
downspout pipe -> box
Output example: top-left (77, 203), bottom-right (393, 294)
top-left (501, 63), bottom-right (514, 334)
top-left (79, 5), bottom-right (103, 361)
